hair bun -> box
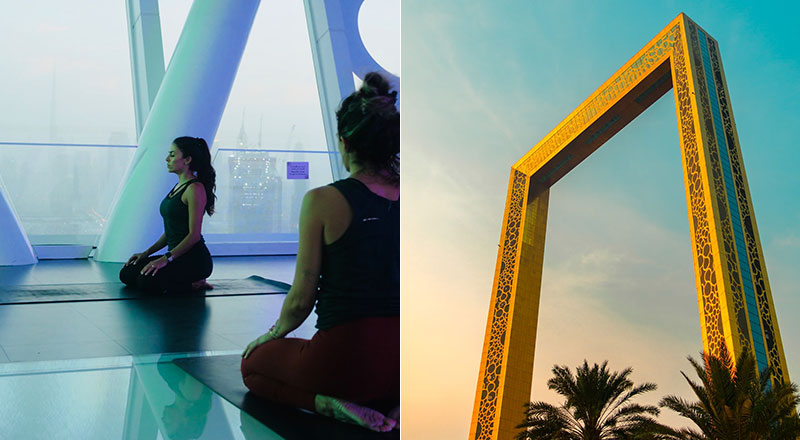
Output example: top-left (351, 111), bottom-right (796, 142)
top-left (336, 71), bottom-right (400, 184)
top-left (362, 72), bottom-right (392, 97)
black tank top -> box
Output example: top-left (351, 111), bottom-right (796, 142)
top-left (314, 178), bottom-right (400, 330)
top-left (159, 179), bottom-right (202, 250)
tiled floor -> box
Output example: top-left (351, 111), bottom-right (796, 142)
top-left (0, 256), bottom-right (314, 439)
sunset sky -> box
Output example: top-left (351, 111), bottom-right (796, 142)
top-left (402, 2), bottom-right (800, 437)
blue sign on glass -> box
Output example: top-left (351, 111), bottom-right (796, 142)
top-left (287, 161), bottom-right (309, 179)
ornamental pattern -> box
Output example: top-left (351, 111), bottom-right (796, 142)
top-left (707, 39), bottom-right (784, 380)
top-left (474, 16), bottom-right (789, 440)
top-left (517, 25), bottom-right (681, 175)
top-left (687, 24), bottom-right (751, 356)
top-left (674, 22), bottom-right (729, 362)
top-left (474, 170), bottom-right (527, 440)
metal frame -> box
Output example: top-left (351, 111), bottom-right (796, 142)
top-left (470, 14), bottom-right (790, 440)
top-left (125, 0), bottom-right (165, 139)
top-left (303, 0), bottom-right (399, 181)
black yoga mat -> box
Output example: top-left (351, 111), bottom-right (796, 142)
top-left (0, 275), bottom-right (290, 305)
top-left (173, 355), bottom-right (400, 440)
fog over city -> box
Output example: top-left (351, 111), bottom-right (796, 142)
top-left (0, 0), bottom-right (399, 244)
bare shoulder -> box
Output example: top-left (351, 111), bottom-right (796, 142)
top-left (182, 181), bottom-right (206, 203)
top-left (301, 186), bottom-right (349, 225)
top-left (186, 181), bottom-right (204, 192)
top-left (305, 185), bottom-right (346, 207)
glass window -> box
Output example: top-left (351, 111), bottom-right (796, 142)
top-left (160, 1), bottom-right (399, 238)
top-left (160, 1), bottom-right (326, 151)
top-left (0, 1), bottom-right (135, 144)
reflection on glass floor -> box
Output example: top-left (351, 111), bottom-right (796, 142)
top-left (0, 350), bottom-right (281, 440)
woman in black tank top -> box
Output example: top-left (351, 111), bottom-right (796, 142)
top-left (241, 73), bottom-right (400, 432)
top-left (119, 137), bottom-right (217, 294)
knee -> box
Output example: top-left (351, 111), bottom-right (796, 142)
top-left (240, 358), bottom-right (261, 393)
top-left (240, 354), bottom-right (256, 379)
top-left (119, 266), bottom-right (137, 286)
top-left (240, 356), bottom-right (248, 376)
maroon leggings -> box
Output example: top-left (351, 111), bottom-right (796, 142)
top-left (240, 316), bottom-right (399, 412)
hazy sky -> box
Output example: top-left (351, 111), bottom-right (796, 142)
top-left (402, 1), bottom-right (800, 437)
top-left (0, 0), bottom-right (399, 241)
top-left (0, 0), bottom-right (399, 149)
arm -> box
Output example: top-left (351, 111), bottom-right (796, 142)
top-left (141, 183), bottom-right (206, 275)
top-left (125, 233), bottom-right (167, 266)
top-left (272, 188), bottom-right (325, 336)
top-left (144, 234), bottom-right (168, 256)
top-left (243, 188), bottom-right (325, 357)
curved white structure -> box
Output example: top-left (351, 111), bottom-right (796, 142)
top-left (95, 0), bottom-right (261, 262)
top-left (304, 0), bottom-right (400, 181)
top-left (0, 177), bottom-right (36, 266)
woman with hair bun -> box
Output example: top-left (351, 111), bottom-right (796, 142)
top-left (241, 72), bottom-right (400, 432)
top-left (119, 136), bottom-right (216, 294)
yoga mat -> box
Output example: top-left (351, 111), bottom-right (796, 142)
top-left (0, 275), bottom-right (290, 305)
top-left (173, 355), bottom-right (400, 440)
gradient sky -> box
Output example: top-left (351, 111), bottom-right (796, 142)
top-left (402, 1), bottom-right (800, 438)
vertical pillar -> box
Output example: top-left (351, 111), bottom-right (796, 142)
top-left (676, 17), bottom-right (790, 384)
top-left (0, 176), bottom-right (36, 266)
top-left (470, 171), bottom-right (548, 440)
top-left (96, 0), bottom-right (261, 262)
top-left (126, 0), bottom-right (166, 139)
top-left (303, 0), bottom-right (399, 181)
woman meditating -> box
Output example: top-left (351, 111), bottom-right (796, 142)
top-left (119, 136), bottom-right (216, 294)
top-left (241, 72), bottom-right (399, 432)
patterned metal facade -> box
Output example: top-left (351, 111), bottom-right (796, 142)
top-left (470, 14), bottom-right (790, 440)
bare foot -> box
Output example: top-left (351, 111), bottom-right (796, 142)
top-left (191, 279), bottom-right (214, 290)
top-left (314, 395), bottom-right (396, 432)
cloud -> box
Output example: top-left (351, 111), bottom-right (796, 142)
top-left (774, 233), bottom-right (800, 247)
top-left (403, 167), bottom-right (703, 436)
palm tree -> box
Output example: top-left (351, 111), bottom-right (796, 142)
top-left (660, 351), bottom-right (800, 440)
top-left (516, 360), bottom-right (671, 440)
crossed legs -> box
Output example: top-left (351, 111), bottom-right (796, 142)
top-left (240, 316), bottom-right (399, 431)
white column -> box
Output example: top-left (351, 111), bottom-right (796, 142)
top-left (126, 0), bottom-right (166, 138)
top-left (0, 176), bottom-right (36, 265)
top-left (96, 0), bottom-right (261, 262)
top-left (304, 0), bottom-right (399, 181)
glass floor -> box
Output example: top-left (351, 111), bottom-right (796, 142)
top-left (0, 350), bottom-right (283, 440)
top-left (0, 256), bottom-right (305, 440)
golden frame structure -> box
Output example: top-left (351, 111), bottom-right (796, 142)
top-left (470, 14), bottom-right (790, 440)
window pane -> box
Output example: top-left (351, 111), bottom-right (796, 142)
top-left (0, 144), bottom-right (135, 244)
top-left (0, 1), bottom-right (135, 144)
top-left (160, 2), bottom-right (326, 151)
top-left (205, 149), bottom-right (334, 237)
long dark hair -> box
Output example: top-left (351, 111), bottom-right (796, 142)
top-left (172, 136), bottom-right (217, 215)
top-left (336, 72), bottom-right (399, 184)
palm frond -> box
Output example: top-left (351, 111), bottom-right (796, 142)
top-left (660, 350), bottom-right (800, 440)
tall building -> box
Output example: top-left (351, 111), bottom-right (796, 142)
top-left (228, 152), bottom-right (282, 234)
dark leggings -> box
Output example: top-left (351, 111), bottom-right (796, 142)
top-left (119, 242), bottom-right (213, 294)
top-left (240, 316), bottom-right (399, 412)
